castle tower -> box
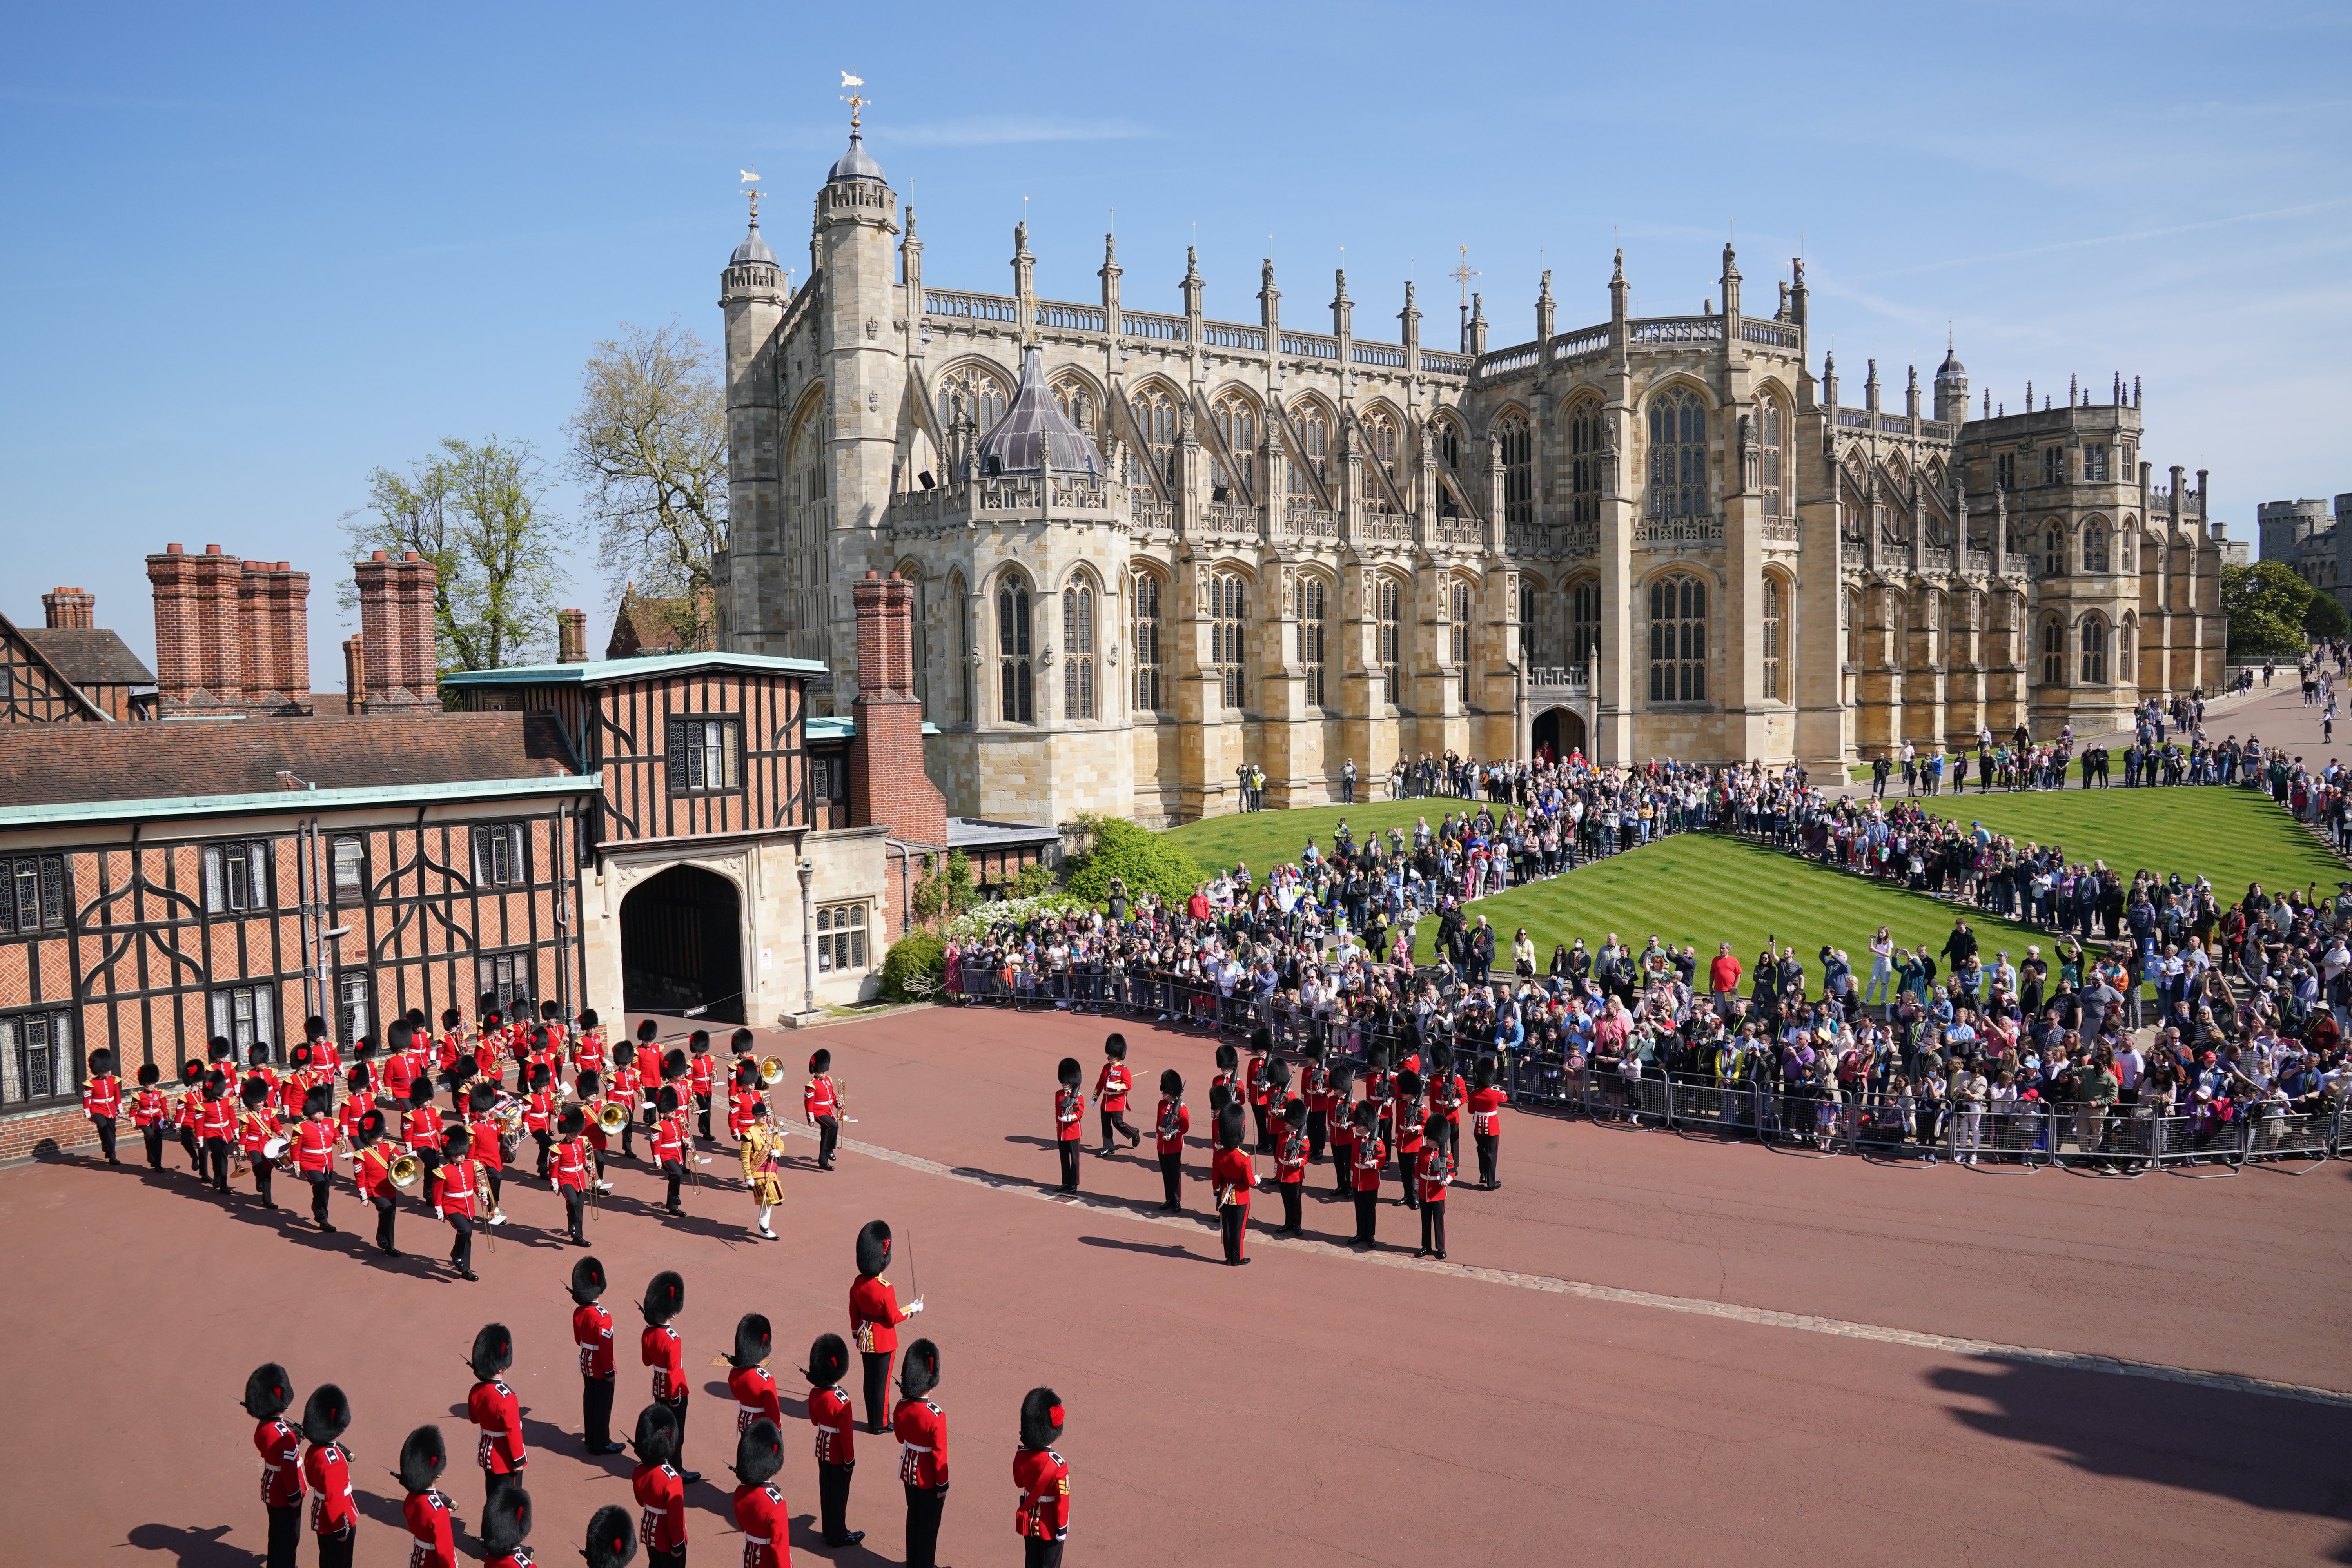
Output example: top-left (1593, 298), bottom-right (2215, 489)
top-left (719, 187), bottom-right (788, 659)
top-left (1934, 337), bottom-right (1969, 425)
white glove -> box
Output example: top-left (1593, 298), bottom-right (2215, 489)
top-left (906, 1299), bottom-right (925, 1315)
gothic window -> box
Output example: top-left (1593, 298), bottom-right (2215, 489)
top-left (1450, 577), bottom-right (1474, 705)
top-left (1755, 396), bottom-right (1787, 519)
top-left (1570, 577), bottom-right (1601, 667)
top-left (1130, 569), bottom-right (1163, 712)
top-left (2042, 447), bottom-right (2064, 486)
top-left (2080, 616), bottom-right (2108, 684)
top-left (1211, 391), bottom-right (1257, 500)
top-left (1051, 376), bottom-right (1096, 436)
top-left (1062, 578), bottom-right (1096, 720)
top-left (951, 572), bottom-right (973, 723)
top-left (1648, 573), bottom-right (1707, 702)
top-left (2083, 519), bottom-right (2109, 573)
top-left (1378, 577), bottom-right (1403, 707)
top-left (2042, 524), bottom-right (2065, 577)
top-left (1288, 402), bottom-right (1330, 494)
top-left (1362, 409), bottom-right (1399, 469)
top-left (1209, 572), bottom-right (1248, 709)
top-left (1298, 575), bottom-right (1329, 707)
top-left (938, 362), bottom-right (1009, 438)
top-left (1646, 387), bottom-right (1708, 518)
top-left (1129, 385), bottom-right (1180, 490)
top-left (2120, 441), bottom-right (2136, 478)
top-left (2120, 613), bottom-right (2138, 683)
top-left (997, 572), bottom-right (1033, 724)
top-left (1517, 581), bottom-right (1535, 661)
top-left (1567, 400), bottom-right (1604, 524)
top-left (1762, 573), bottom-right (1787, 701)
top-left (1498, 411), bottom-right (1534, 526)
top-left (1433, 415), bottom-right (1460, 471)
top-left (1844, 588), bottom-right (1862, 667)
top-left (2084, 445), bottom-right (2109, 481)
top-left (2041, 616), bottom-right (2065, 686)
top-left (1996, 452), bottom-right (2016, 491)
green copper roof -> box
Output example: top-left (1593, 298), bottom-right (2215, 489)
top-left (439, 652), bottom-right (829, 686)
top-left (0, 771), bottom-right (602, 831)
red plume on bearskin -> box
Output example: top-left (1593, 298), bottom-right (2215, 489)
top-left (655, 1084), bottom-right (680, 1115)
top-left (731, 1418), bottom-right (784, 1487)
top-left (557, 1104), bottom-right (584, 1138)
top-left (569, 1255), bottom-right (607, 1304)
top-left (469, 1322), bottom-right (514, 1381)
top-left (397, 1425), bottom-right (446, 1493)
top-left (802, 1332), bottom-right (849, 1387)
top-left (641, 1269), bottom-right (684, 1325)
top-left (631, 1402), bottom-right (677, 1466)
top-left (1019, 1386), bottom-right (1065, 1450)
top-left (636, 1019), bottom-right (659, 1043)
top-left (661, 1049), bottom-right (688, 1083)
top-left (242, 1363), bottom-right (292, 1419)
top-left (855, 1219), bottom-right (890, 1278)
top-left (730, 1312), bottom-right (771, 1369)
top-left (583, 1503), bottom-right (637, 1568)
top-left (482, 1485), bottom-right (533, 1555)
top-left (897, 1338), bottom-right (939, 1400)
top-left (300, 1384), bottom-right (351, 1446)
top-left (809, 1047), bottom-right (832, 1074)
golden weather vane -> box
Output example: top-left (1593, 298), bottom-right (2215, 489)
top-left (840, 69), bottom-right (869, 130)
top-left (1450, 244), bottom-right (1480, 309)
top-left (739, 169), bottom-right (762, 223)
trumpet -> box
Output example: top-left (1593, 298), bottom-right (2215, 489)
top-left (491, 1099), bottom-right (527, 1135)
top-left (596, 1102), bottom-right (628, 1131)
top-left (758, 1055), bottom-right (787, 1086)
top-left (390, 1153), bottom-right (425, 1192)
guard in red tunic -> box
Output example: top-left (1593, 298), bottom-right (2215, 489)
top-left (239, 1077), bottom-right (283, 1210)
top-left (1414, 1113), bottom-right (1453, 1259)
top-left (1326, 1063), bottom-right (1357, 1198)
top-left (402, 1078), bottom-right (442, 1167)
top-left (1210, 1042), bottom-right (1240, 1108)
top-left (553, 1106), bottom-right (592, 1245)
top-left (82, 1046), bottom-right (122, 1164)
top-left (1013, 1388), bottom-right (1071, 1568)
top-left (1211, 1103), bottom-right (1256, 1265)
top-left (1468, 1056), bottom-right (1507, 1189)
top-left (397, 1425), bottom-right (456, 1568)
top-left (525, 1062), bottom-right (555, 1179)
top-left (1245, 1026), bottom-right (1275, 1152)
top-left (1093, 1034), bottom-right (1140, 1156)
top-left (728, 1058), bottom-right (762, 1147)
top-left (1390, 1069), bottom-right (1425, 1211)
top-left (353, 1109), bottom-right (399, 1256)
top-left (803, 1333), bottom-right (864, 1548)
top-left (891, 1339), bottom-right (949, 1568)
top-left (1151, 1069), bottom-right (1188, 1212)
top-left (300, 1383), bottom-right (357, 1568)
top-left (726, 1313), bottom-right (781, 1438)
top-left (610, 1041), bottom-right (644, 1161)
top-left (467, 1322), bottom-right (528, 1512)
top-left (1261, 1053), bottom-right (1293, 1156)
top-left (465, 1082), bottom-right (509, 1226)
top-left (629, 1404), bottom-right (688, 1568)
top-left (175, 1058), bottom-right (206, 1172)
top-left (1272, 1097), bottom-right (1308, 1237)
top-left (804, 1049), bottom-right (842, 1170)
top-left (383, 1021), bottom-right (418, 1105)
top-left (730, 1417), bottom-right (791, 1568)
top-left (641, 1269), bottom-right (697, 1482)
top-left (574, 1010), bottom-right (608, 1080)
top-left (132, 1062), bottom-right (167, 1171)
top-left (582, 1504), bottom-right (636, 1568)
top-left (293, 1085), bottom-right (339, 1233)
top-left (687, 1031), bottom-right (716, 1142)
top-left (1300, 1041), bottom-right (1332, 1161)
top-left (1362, 1042), bottom-right (1394, 1148)
top-left (339, 1062), bottom-right (373, 1148)
top-left (1349, 1101), bottom-right (1386, 1249)
top-left (199, 1072), bottom-right (236, 1192)
top-left (1053, 1057), bottom-right (1085, 1193)
top-left (1429, 1046), bottom-right (1466, 1167)
top-left (652, 1085), bottom-right (689, 1216)
top-left (480, 1485), bottom-right (534, 1568)
top-left (577, 1070), bottom-right (614, 1189)
top-left (568, 1255), bottom-right (623, 1454)
top-left (427, 1124), bottom-right (481, 1281)
top-left (245, 1362), bottom-right (304, 1568)
top-left (850, 1220), bottom-right (922, 1434)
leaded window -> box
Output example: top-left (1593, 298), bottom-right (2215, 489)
top-left (1647, 388), bottom-right (1708, 518)
top-left (1129, 385), bottom-right (1179, 490)
top-left (2080, 616), bottom-right (2108, 684)
top-left (1567, 401), bottom-right (1604, 524)
top-left (666, 716), bottom-right (742, 793)
top-left (2083, 520), bottom-right (2109, 573)
top-left (938, 362), bottom-right (1008, 436)
top-left (1498, 412), bottom-right (1534, 526)
top-left (1571, 578), bottom-right (1601, 668)
top-left (1450, 578), bottom-right (1474, 705)
top-left (998, 575), bottom-right (1034, 724)
top-left (0, 855), bottom-right (68, 935)
top-left (1648, 573), bottom-right (1707, 702)
top-left (1051, 376), bottom-right (1095, 435)
top-left (1289, 403), bottom-right (1329, 493)
top-left (1211, 392), bottom-right (1256, 499)
top-left (1298, 576), bottom-right (1328, 707)
top-left (472, 824), bottom-right (527, 887)
top-left (2043, 524), bottom-right (2065, 577)
top-left (1379, 578), bottom-right (1403, 707)
top-left (1130, 570), bottom-right (1163, 712)
top-left (2042, 617), bottom-right (2065, 685)
top-left (203, 840), bottom-right (273, 914)
top-left (1062, 581), bottom-right (1096, 720)
top-left (817, 902), bottom-right (869, 973)
top-left (0, 1007), bottom-right (73, 1104)
top-left (1755, 397), bottom-right (1786, 519)
top-left (1762, 575), bottom-right (1786, 700)
top-left (1209, 573), bottom-right (1247, 710)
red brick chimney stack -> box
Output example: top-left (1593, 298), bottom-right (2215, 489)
top-left (341, 636), bottom-right (368, 716)
top-left (147, 543), bottom-right (249, 711)
top-left (847, 570), bottom-right (947, 847)
top-left (557, 608), bottom-right (588, 664)
top-left (42, 587), bottom-right (95, 629)
top-left (238, 559), bottom-right (310, 711)
top-left (353, 549), bottom-right (440, 711)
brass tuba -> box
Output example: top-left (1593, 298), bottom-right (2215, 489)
top-left (389, 1153), bottom-right (425, 1192)
top-left (758, 1056), bottom-right (786, 1086)
top-left (596, 1102), bottom-right (628, 1131)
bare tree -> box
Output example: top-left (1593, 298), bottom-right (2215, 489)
top-left (342, 436), bottom-right (564, 671)
top-left (566, 321), bottom-right (728, 648)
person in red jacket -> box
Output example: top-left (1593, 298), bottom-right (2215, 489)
top-left (82, 1045), bottom-right (122, 1165)
top-left (610, 1040), bottom-right (644, 1161)
top-left (583, 1504), bottom-right (636, 1568)
top-left (1261, 1053), bottom-right (1293, 1156)
top-left (401, 1078), bottom-right (441, 1169)
top-left (198, 1073), bottom-right (236, 1192)
top-left (1299, 1040), bottom-right (1332, 1162)
top-left (892, 1339), bottom-right (949, 1568)
top-left (652, 1085), bottom-right (688, 1216)
top-left (1246, 1026), bottom-right (1277, 1152)
top-left (687, 1030), bottom-right (716, 1142)
top-left (245, 1362), bottom-right (304, 1568)
top-left (1390, 1069), bottom-right (1425, 1211)
top-left (174, 1058), bottom-right (206, 1172)
top-left (1151, 1069), bottom-right (1189, 1212)
top-left (1272, 1097), bottom-right (1308, 1237)
top-left (630, 1403), bottom-right (688, 1568)
top-left (1428, 1045), bottom-right (1466, 1168)
top-left (299, 1383), bottom-right (356, 1568)
top-left (726, 1313), bottom-right (780, 1438)
top-left (1093, 1034), bottom-right (1140, 1155)
top-left (804, 1332), bottom-right (864, 1548)
top-left (292, 1086), bottom-right (339, 1233)
top-left (131, 1062), bottom-right (167, 1171)
top-left (804, 1047), bottom-right (843, 1170)
top-left (338, 1062), bottom-right (373, 1147)
top-left (466, 1321), bottom-right (528, 1512)
top-left (1326, 1063), bottom-right (1357, 1198)
top-left (567, 1254), bottom-right (623, 1455)
top-left (1053, 1057), bottom-right (1085, 1194)
top-left (553, 1105), bottom-right (592, 1245)
top-left (1467, 1056), bottom-right (1508, 1189)
top-left (1414, 1113), bottom-right (1454, 1259)
top-left (850, 1220), bottom-right (922, 1433)
top-left (382, 1021), bottom-right (417, 1104)
top-left (239, 1077), bottom-right (283, 1210)
top-left (479, 1484), bottom-right (534, 1568)
top-left (427, 1125), bottom-right (480, 1282)
top-left (1349, 1101), bottom-right (1387, 1249)
top-left (640, 1269), bottom-right (697, 1482)
top-left (1211, 1103), bottom-right (1256, 1266)
top-left (465, 1082), bottom-right (509, 1227)
top-left (397, 1425), bottom-right (456, 1568)
top-left (352, 1110), bottom-right (399, 1257)
top-left (524, 1062), bottom-right (555, 1180)
top-left (1210, 1042), bottom-right (1240, 1108)
top-left (730, 1417), bottom-right (791, 1568)
top-left (574, 1009), bottom-right (608, 1078)
top-left (1013, 1387), bottom-right (1070, 1568)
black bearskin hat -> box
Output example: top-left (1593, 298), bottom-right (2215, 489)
top-left (731, 1417), bottom-right (784, 1487)
top-left (856, 1219), bottom-right (891, 1278)
top-left (635, 1019), bottom-right (659, 1043)
top-left (1250, 1024), bottom-right (1273, 1054)
top-left (1104, 1033), bottom-right (1127, 1060)
top-left (803, 1332), bottom-right (849, 1387)
top-left (1365, 1039), bottom-right (1390, 1071)
top-left (203, 1074), bottom-right (226, 1102)
top-left (248, 1042), bottom-right (270, 1066)
top-left (451, 1054), bottom-right (478, 1088)
top-left (406, 1008), bottom-right (427, 1030)
top-left (300, 1383), bottom-right (351, 1446)
top-left (578, 1008), bottom-right (601, 1031)
top-left (397, 1424), bottom-right (446, 1493)
top-left (1353, 1099), bottom-right (1379, 1128)
top-left (303, 1085), bottom-right (331, 1120)
top-left (1283, 1096), bottom-right (1308, 1127)
top-left (1396, 1068), bottom-right (1422, 1098)
top-left (482, 1485), bottom-right (532, 1556)
top-left (386, 1020), bottom-right (415, 1054)
top-left (529, 1062), bottom-right (551, 1091)
top-left (407, 1078), bottom-right (433, 1110)
top-left (1214, 1042), bottom-right (1238, 1072)
top-left (207, 1036), bottom-right (234, 1063)
top-left (655, 1084), bottom-right (681, 1115)
top-left (1472, 1055), bottom-right (1495, 1089)
top-left (470, 1082), bottom-right (497, 1115)
top-left (1215, 1103), bottom-right (1246, 1149)
top-left (528, 1026), bottom-right (550, 1053)
top-left (688, 1030), bottom-right (709, 1056)
top-left (346, 1064), bottom-right (370, 1094)
top-left (730, 1312), bottom-right (771, 1369)
top-left (240, 1078), bottom-right (269, 1109)
top-left (898, 1338), bottom-right (939, 1400)
top-left (557, 1105), bottom-right (585, 1138)
top-left (809, 1047), bottom-right (831, 1074)
top-left (1207, 1083), bottom-right (1232, 1115)
top-left (441, 1123), bottom-right (470, 1154)
top-left (138, 1062), bottom-right (160, 1087)
top-left (1301, 1038), bottom-right (1325, 1062)
top-left (305, 1015), bottom-right (330, 1042)
top-left (612, 1041), bottom-right (636, 1067)
top-left (1019, 1387), bottom-right (1065, 1451)
top-left (641, 1269), bottom-right (684, 1325)
top-left (1265, 1056), bottom-right (1292, 1090)
top-left (568, 1255), bottom-right (607, 1305)
top-left (576, 1069), bottom-right (601, 1099)
top-left (1425, 1113), bottom-right (1447, 1144)
top-left (356, 1038), bottom-right (379, 1063)
top-left (242, 1362), bottom-right (293, 1419)
top-left (541, 1000), bottom-right (562, 1022)
top-left (90, 1047), bottom-right (115, 1076)
top-left (469, 1322), bottom-right (514, 1382)
top-left (357, 1109), bottom-right (387, 1146)
top-left (181, 1058), bottom-right (205, 1086)
top-left (1330, 1061), bottom-right (1356, 1093)
top-left (1057, 1056), bottom-right (1082, 1088)
top-left (661, 1049), bottom-right (687, 1083)
top-left (1432, 1044), bottom-right (1455, 1077)
top-left (1159, 1068), bottom-right (1183, 1097)
top-left (290, 1042), bottom-right (312, 1069)
top-left (733, 1060), bottom-right (759, 1090)
top-left (631, 1402), bottom-right (677, 1466)
top-left (731, 1027), bottom-right (755, 1053)
top-left (583, 1503), bottom-right (637, 1568)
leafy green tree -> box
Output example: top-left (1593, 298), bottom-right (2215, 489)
top-left (911, 850), bottom-right (980, 927)
top-left (879, 929), bottom-right (946, 1001)
top-left (2221, 561), bottom-right (2314, 660)
top-left (2303, 592), bottom-right (2348, 642)
top-left (1063, 818), bottom-right (1203, 907)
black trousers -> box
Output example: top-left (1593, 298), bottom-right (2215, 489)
top-left (265, 1503), bottom-right (300, 1568)
top-left (181, 1126), bottom-right (201, 1170)
top-left (815, 1115), bottom-right (840, 1167)
top-left (1278, 1182), bottom-right (1301, 1234)
top-left (1394, 1147), bottom-right (1420, 1208)
top-left (904, 1482), bottom-right (947, 1568)
top-left (142, 1124), bottom-right (166, 1169)
top-left (1305, 1108), bottom-right (1327, 1160)
top-left (695, 1090), bottom-right (713, 1139)
top-left (861, 1350), bottom-right (893, 1434)
top-left (1332, 1146), bottom-right (1352, 1196)
top-left (1219, 1202), bottom-right (1246, 1263)
top-left (1475, 1131), bottom-right (1499, 1187)
top-left (1353, 1189), bottom-right (1378, 1245)
top-left (563, 1186), bottom-right (586, 1240)
top-left (532, 1129), bottom-right (552, 1178)
top-left (483, 1169), bottom-right (502, 1213)
top-left (370, 1191), bottom-right (397, 1250)
top-left (446, 1212), bottom-right (474, 1272)
top-left (305, 1169), bottom-right (332, 1227)
top-left (1056, 1140), bottom-right (1080, 1192)
top-left (92, 1116), bottom-right (118, 1162)
top-left (1025, 1537), bottom-right (1067, 1568)
top-left (1157, 1151), bottom-right (1182, 1209)
top-left (818, 1459), bottom-right (855, 1543)
top-left (1419, 1202), bottom-right (1447, 1256)
top-left (252, 1155), bottom-right (275, 1207)
top-left (659, 1390), bottom-right (689, 1470)
top-left (1099, 1108), bottom-right (1137, 1151)
top-left (315, 1523), bottom-right (355, 1568)
top-left (1250, 1101), bottom-right (1271, 1150)
top-left (647, 1546), bottom-right (685, 1568)
top-left (583, 1374), bottom-right (615, 1449)
top-left (661, 1158), bottom-right (684, 1209)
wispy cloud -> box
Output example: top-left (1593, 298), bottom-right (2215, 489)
top-left (886, 116), bottom-right (1157, 148)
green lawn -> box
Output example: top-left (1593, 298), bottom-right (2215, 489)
top-left (1165, 798), bottom-right (1467, 875)
top-left (1905, 785), bottom-right (2345, 900)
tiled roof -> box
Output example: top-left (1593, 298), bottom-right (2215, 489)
top-left (606, 589), bottom-right (715, 659)
top-left (18, 627), bottom-right (154, 687)
top-left (443, 651), bottom-right (828, 687)
top-left (0, 713), bottom-right (579, 809)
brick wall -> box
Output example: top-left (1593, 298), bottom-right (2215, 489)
top-left (847, 571), bottom-right (947, 847)
top-left (147, 543), bottom-right (248, 711)
top-left (354, 550), bottom-right (440, 711)
top-left (42, 587), bottom-right (95, 630)
top-left (239, 560), bottom-right (310, 711)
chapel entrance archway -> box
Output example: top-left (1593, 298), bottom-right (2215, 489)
top-left (620, 864), bottom-right (745, 1024)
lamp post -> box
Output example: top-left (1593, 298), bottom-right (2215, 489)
top-left (797, 858), bottom-right (817, 1019)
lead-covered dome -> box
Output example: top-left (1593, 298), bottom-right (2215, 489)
top-left (828, 129), bottom-right (886, 185)
top-left (976, 346), bottom-right (1104, 477)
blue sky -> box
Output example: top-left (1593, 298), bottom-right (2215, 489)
top-left (4, 1), bottom-right (2347, 678)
